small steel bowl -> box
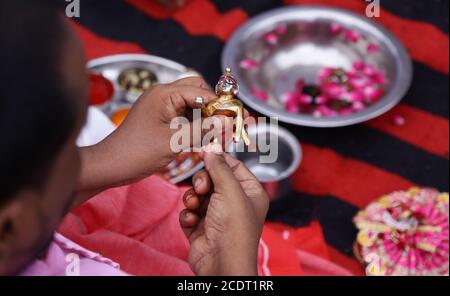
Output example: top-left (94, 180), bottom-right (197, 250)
top-left (222, 6), bottom-right (413, 127)
top-left (228, 124), bottom-right (302, 183)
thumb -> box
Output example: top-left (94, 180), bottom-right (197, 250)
top-left (202, 144), bottom-right (242, 195)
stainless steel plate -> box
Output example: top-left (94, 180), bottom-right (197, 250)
top-left (87, 54), bottom-right (204, 184)
top-left (222, 6), bottom-right (413, 127)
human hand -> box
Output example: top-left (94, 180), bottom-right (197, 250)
top-left (79, 77), bottom-right (218, 191)
top-left (179, 145), bottom-right (269, 275)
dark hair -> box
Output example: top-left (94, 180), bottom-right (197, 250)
top-left (0, 0), bottom-right (78, 202)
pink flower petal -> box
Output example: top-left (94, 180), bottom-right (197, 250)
top-left (344, 29), bottom-right (360, 43)
top-left (274, 24), bottom-right (287, 35)
top-left (298, 94), bottom-right (313, 104)
top-left (352, 60), bottom-right (366, 71)
top-left (263, 32), bottom-right (278, 45)
top-left (349, 77), bottom-right (372, 89)
top-left (367, 42), bottom-right (380, 54)
top-left (363, 64), bottom-right (378, 76)
top-left (330, 22), bottom-right (343, 35)
top-left (352, 101), bottom-right (366, 111)
top-left (295, 79), bottom-right (305, 92)
top-left (283, 92), bottom-right (300, 113)
top-left (251, 88), bottom-right (268, 102)
top-left (364, 86), bottom-right (384, 103)
top-left (286, 101), bottom-right (299, 113)
top-left (339, 107), bottom-right (355, 115)
top-left (239, 58), bottom-right (258, 70)
top-left (317, 68), bottom-right (335, 82)
top-left (321, 83), bottom-right (347, 97)
top-left (372, 71), bottom-right (387, 86)
top-left (312, 110), bottom-right (322, 118)
top-left (317, 105), bottom-right (338, 117)
top-left (392, 115), bottom-right (406, 126)
top-left (315, 95), bottom-right (329, 104)
top-left (347, 90), bottom-right (365, 102)
top-left (282, 91), bottom-right (299, 103)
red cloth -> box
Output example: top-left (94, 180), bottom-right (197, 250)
top-left (58, 176), bottom-right (353, 275)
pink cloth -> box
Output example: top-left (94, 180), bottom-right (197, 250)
top-left (59, 175), bottom-right (193, 275)
top-left (57, 175), bottom-right (353, 276)
top-left (19, 233), bottom-right (126, 276)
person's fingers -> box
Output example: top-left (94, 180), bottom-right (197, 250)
top-left (171, 76), bottom-right (212, 91)
top-left (172, 85), bottom-right (216, 108)
top-left (183, 188), bottom-right (202, 210)
top-left (222, 153), bottom-right (258, 183)
top-left (197, 115), bottom-right (234, 147)
top-left (223, 153), bottom-right (269, 228)
top-left (183, 187), bottom-right (211, 216)
top-left (197, 196), bottom-right (210, 217)
top-left (179, 209), bottom-right (201, 238)
top-left (186, 115), bottom-right (234, 149)
top-left (185, 218), bottom-right (205, 243)
top-left (202, 144), bottom-right (244, 197)
top-left (192, 170), bottom-right (212, 195)
top-left (162, 85), bottom-right (216, 116)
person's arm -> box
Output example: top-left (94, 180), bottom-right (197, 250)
top-left (71, 77), bottom-right (217, 208)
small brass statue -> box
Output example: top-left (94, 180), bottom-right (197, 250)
top-left (202, 68), bottom-right (250, 146)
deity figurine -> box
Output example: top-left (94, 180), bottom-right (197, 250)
top-left (202, 68), bottom-right (250, 146)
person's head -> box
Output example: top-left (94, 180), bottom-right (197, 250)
top-left (0, 0), bottom-right (88, 274)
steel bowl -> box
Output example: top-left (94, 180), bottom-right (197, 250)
top-left (87, 54), bottom-right (204, 184)
top-left (228, 123), bottom-right (302, 183)
top-left (222, 6), bottom-right (413, 127)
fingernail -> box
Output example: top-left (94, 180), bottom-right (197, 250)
top-left (203, 143), bottom-right (223, 155)
top-left (184, 189), bottom-right (195, 203)
top-left (194, 178), bottom-right (202, 189)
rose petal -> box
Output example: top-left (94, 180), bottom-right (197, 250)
top-left (367, 43), bottom-right (380, 54)
top-left (283, 92), bottom-right (301, 113)
top-left (317, 105), bottom-right (338, 117)
top-left (295, 79), bottom-right (305, 92)
top-left (239, 58), bottom-right (258, 70)
top-left (352, 60), bottom-right (366, 71)
top-left (282, 91), bottom-right (298, 103)
top-left (312, 110), bottom-right (322, 118)
top-left (263, 32), bottom-right (278, 45)
top-left (315, 95), bottom-right (329, 105)
top-left (392, 115), bottom-right (406, 126)
top-left (352, 101), bottom-right (366, 111)
top-left (349, 77), bottom-right (372, 89)
top-left (286, 100), bottom-right (300, 113)
top-left (317, 68), bottom-right (335, 82)
top-left (347, 90), bottom-right (365, 102)
top-left (344, 29), bottom-right (360, 43)
top-left (298, 94), bottom-right (313, 104)
top-left (364, 86), bottom-right (384, 103)
top-left (372, 71), bottom-right (387, 86)
top-left (251, 88), bottom-right (268, 102)
top-left (321, 83), bottom-right (347, 97)
top-left (363, 64), bottom-right (378, 77)
top-left (275, 24), bottom-right (287, 35)
top-left (330, 22), bottom-right (343, 35)
top-left (339, 107), bottom-right (355, 115)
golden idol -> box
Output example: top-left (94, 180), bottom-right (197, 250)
top-left (202, 68), bottom-right (250, 146)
